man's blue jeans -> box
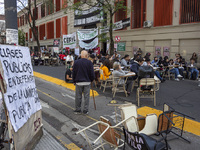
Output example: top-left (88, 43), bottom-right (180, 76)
top-left (170, 68), bottom-right (179, 78)
top-left (190, 68), bottom-right (199, 79)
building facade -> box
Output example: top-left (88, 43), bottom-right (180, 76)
top-left (18, 0), bottom-right (200, 61)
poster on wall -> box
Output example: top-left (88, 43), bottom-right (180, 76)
top-left (63, 32), bottom-right (76, 49)
top-left (155, 46), bottom-right (161, 56)
top-left (0, 45), bottom-right (41, 132)
top-left (6, 29), bottom-right (18, 45)
top-left (133, 46), bottom-right (138, 55)
top-left (163, 46), bottom-right (170, 57)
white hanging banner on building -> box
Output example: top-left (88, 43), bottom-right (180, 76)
top-left (79, 37), bottom-right (98, 50)
top-left (6, 29), bottom-right (18, 45)
top-left (77, 28), bottom-right (98, 41)
top-left (0, 45), bottom-right (41, 132)
top-left (63, 32), bottom-right (76, 49)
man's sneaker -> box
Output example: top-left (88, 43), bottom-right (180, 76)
top-left (177, 74), bottom-right (183, 78)
top-left (83, 110), bottom-right (88, 115)
top-left (74, 110), bottom-right (81, 114)
top-left (175, 78), bottom-right (180, 81)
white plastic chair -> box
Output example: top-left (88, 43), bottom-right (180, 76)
top-left (119, 104), bottom-right (158, 135)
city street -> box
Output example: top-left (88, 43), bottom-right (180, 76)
top-left (34, 65), bottom-right (200, 150)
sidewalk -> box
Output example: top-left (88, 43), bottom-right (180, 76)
top-left (34, 129), bottom-right (66, 150)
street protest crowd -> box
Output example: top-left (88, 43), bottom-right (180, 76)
top-left (31, 48), bottom-right (200, 89)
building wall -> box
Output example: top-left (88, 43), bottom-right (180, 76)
top-left (18, 0), bottom-right (200, 62)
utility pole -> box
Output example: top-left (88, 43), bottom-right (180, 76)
top-left (4, 0), bottom-right (18, 45)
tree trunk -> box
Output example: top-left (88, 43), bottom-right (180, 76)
top-left (109, 13), bottom-right (114, 55)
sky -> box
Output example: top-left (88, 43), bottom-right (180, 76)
top-left (0, 0), bottom-right (28, 15)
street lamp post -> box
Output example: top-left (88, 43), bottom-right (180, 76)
top-left (4, 0), bottom-right (18, 45)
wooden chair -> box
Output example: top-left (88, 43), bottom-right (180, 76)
top-left (136, 78), bottom-right (156, 106)
top-left (112, 76), bottom-right (127, 98)
top-left (99, 69), bottom-right (113, 92)
top-left (119, 104), bottom-right (158, 135)
top-left (75, 117), bottom-right (130, 150)
top-left (131, 78), bottom-right (138, 92)
top-left (123, 128), bottom-right (167, 150)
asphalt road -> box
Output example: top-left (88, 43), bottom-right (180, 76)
top-left (35, 77), bottom-right (200, 150)
top-left (34, 65), bottom-right (200, 122)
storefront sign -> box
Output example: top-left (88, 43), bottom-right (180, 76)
top-left (77, 28), bottom-right (98, 41)
top-left (63, 32), bottom-right (76, 49)
top-left (6, 29), bottom-right (18, 45)
top-left (74, 5), bottom-right (103, 27)
top-left (117, 42), bottom-right (126, 51)
top-left (0, 45), bottom-right (41, 132)
top-left (79, 37), bottom-right (98, 50)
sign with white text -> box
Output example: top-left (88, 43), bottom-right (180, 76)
top-left (0, 45), bottom-right (41, 132)
top-left (63, 32), bottom-right (76, 49)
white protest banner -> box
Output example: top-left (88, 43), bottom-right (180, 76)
top-left (6, 29), bottom-right (18, 45)
top-left (79, 37), bottom-right (98, 50)
top-left (63, 32), bottom-right (76, 49)
top-left (77, 28), bottom-right (98, 41)
top-left (0, 45), bottom-right (41, 132)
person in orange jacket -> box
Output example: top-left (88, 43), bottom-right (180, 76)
top-left (100, 59), bottom-right (111, 80)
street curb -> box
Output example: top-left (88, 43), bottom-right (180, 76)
top-left (33, 71), bottom-right (99, 97)
top-left (43, 120), bottom-right (81, 150)
top-left (138, 106), bottom-right (200, 136)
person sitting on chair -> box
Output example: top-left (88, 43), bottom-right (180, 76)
top-left (113, 62), bottom-right (133, 95)
top-left (188, 58), bottom-right (199, 80)
top-left (100, 59), bottom-right (111, 80)
top-left (65, 66), bottom-right (73, 83)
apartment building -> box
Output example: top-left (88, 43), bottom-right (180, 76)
top-left (18, 0), bottom-right (200, 61)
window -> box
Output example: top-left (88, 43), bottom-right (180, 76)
top-left (33, 26), bottom-right (38, 41)
top-left (154, 0), bottom-right (173, 26)
top-left (180, 0), bottom-right (200, 24)
top-left (62, 16), bottom-right (68, 35)
top-left (41, 4), bottom-right (46, 18)
top-left (56, 0), bottom-right (61, 12)
top-left (26, 33), bottom-right (28, 41)
top-left (74, 0), bottom-right (80, 4)
top-left (29, 28), bottom-right (32, 39)
top-left (25, 14), bottom-right (28, 24)
top-left (39, 24), bottom-right (45, 40)
top-left (62, 0), bottom-right (67, 8)
top-left (33, 7), bottom-right (38, 20)
top-left (47, 0), bottom-right (54, 15)
top-left (115, 0), bottom-right (127, 22)
top-left (17, 17), bottom-right (20, 27)
top-left (131, 0), bottom-right (146, 29)
top-left (56, 18), bottom-right (61, 38)
top-left (46, 21), bottom-right (54, 39)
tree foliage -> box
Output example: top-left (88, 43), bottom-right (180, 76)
top-left (18, 29), bottom-right (25, 46)
top-left (65, 0), bottom-right (127, 54)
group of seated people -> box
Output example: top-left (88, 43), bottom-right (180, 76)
top-left (65, 51), bottom-right (200, 92)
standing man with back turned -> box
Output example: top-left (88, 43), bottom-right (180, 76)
top-left (73, 50), bottom-right (95, 115)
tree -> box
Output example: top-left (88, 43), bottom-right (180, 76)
top-left (17, 0), bottom-right (53, 52)
top-left (66, 0), bottom-right (127, 54)
top-left (18, 29), bottom-right (25, 46)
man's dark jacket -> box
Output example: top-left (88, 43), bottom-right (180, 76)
top-left (73, 58), bottom-right (95, 83)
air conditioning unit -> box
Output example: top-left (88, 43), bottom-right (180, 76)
top-left (143, 21), bottom-right (152, 28)
top-left (43, 36), bottom-right (46, 40)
